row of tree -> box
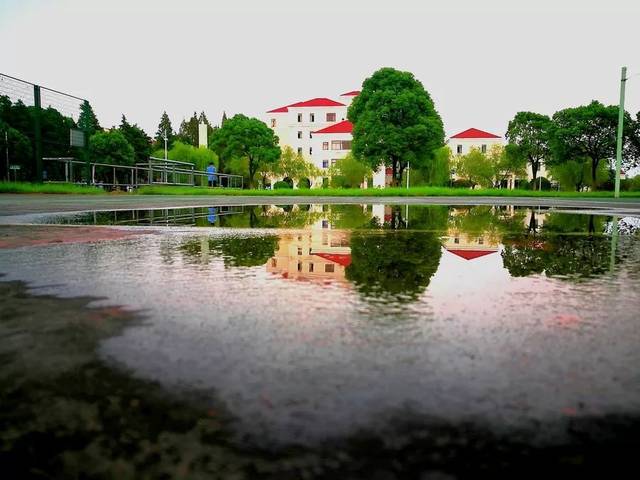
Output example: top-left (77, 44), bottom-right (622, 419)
top-left (505, 103), bottom-right (640, 190)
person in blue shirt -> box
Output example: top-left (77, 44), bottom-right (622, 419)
top-left (206, 162), bottom-right (217, 187)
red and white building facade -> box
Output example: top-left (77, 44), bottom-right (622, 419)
top-left (266, 91), bottom-right (387, 188)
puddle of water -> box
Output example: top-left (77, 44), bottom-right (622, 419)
top-left (1, 204), bottom-right (640, 450)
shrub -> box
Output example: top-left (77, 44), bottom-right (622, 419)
top-left (528, 177), bottom-right (551, 191)
top-left (452, 179), bottom-right (474, 189)
top-left (273, 180), bottom-right (292, 189)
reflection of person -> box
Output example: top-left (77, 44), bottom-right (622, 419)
top-left (206, 162), bottom-right (217, 187)
top-left (207, 207), bottom-right (217, 224)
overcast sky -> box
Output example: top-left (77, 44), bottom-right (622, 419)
top-left (1, 0), bottom-right (639, 138)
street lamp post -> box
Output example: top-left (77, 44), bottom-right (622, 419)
top-left (614, 66), bottom-right (627, 199)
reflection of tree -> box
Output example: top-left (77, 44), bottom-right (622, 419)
top-left (218, 205), bottom-right (322, 229)
top-left (346, 231), bottom-right (442, 300)
top-left (450, 206), bottom-right (526, 242)
top-left (502, 213), bottom-right (612, 280)
top-left (180, 235), bottom-right (278, 267)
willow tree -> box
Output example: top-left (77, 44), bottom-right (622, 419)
top-left (347, 67), bottom-right (444, 186)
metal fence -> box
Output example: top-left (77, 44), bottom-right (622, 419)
top-left (1, 73), bottom-right (85, 182)
top-left (43, 157), bottom-right (243, 190)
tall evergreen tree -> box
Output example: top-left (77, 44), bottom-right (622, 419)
top-left (77, 100), bottom-right (101, 136)
top-left (221, 111), bottom-right (228, 126)
top-left (154, 111), bottom-right (175, 149)
top-left (119, 115), bottom-right (152, 163)
top-left (177, 112), bottom-right (199, 146)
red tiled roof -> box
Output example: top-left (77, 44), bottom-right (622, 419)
top-left (341, 90), bottom-right (360, 96)
top-left (313, 253), bottom-right (352, 267)
top-left (447, 249), bottom-right (497, 260)
top-left (450, 128), bottom-right (501, 139)
top-left (313, 120), bottom-right (353, 134)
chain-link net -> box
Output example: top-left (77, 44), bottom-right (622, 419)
top-left (0, 73), bottom-right (85, 181)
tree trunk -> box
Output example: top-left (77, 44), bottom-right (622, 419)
top-left (531, 158), bottom-right (538, 183)
top-left (248, 156), bottom-right (255, 189)
top-left (591, 158), bottom-right (599, 184)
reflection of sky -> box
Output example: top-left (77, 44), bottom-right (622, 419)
top-left (1, 222), bottom-right (639, 447)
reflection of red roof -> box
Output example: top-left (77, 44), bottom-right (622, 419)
top-left (450, 128), bottom-right (500, 139)
top-left (447, 249), bottom-right (496, 260)
top-left (313, 253), bottom-right (352, 267)
top-left (313, 120), bottom-right (353, 134)
top-left (341, 90), bottom-right (360, 96)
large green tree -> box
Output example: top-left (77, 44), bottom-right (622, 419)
top-left (328, 152), bottom-right (372, 188)
top-left (505, 112), bottom-right (552, 182)
top-left (549, 101), bottom-right (633, 185)
top-left (89, 130), bottom-right (134, 166)
top-left (348, 67), bottom-right (445, 186)
top-left (77, 100), bottom-right (101, 137)
top-left (209, 114), bottom-right (280, 188)
top-left (455, 148), bottom-right (496, 187)
top-left (154, 111), bottom-right (175, 150)
top-left (119, 115), bottom-right (151, 164)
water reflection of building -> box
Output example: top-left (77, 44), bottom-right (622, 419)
top-left (266, 217), bottom-right (351, 283)
top-left (443, 229), bottom-right (499, 260)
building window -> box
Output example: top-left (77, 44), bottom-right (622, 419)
top-left (331, 159), bottom-right (339, 166)
top-left (297, 113), bottom-right (302, 122)
top-left (481, 144), bottom-right (487, 153)
top-left (456, 145), bottom-right (463, 154)
top-left (322, 220), bottom-right (329, 229)
top-left (297, 261), bottom-right (302, 272)
top-left (326, 112), bottom-right (336, 122)
top-left (297, 247), bottom-right (303, 255)
top-left (322, 142), bottom-right (329, 150)
top-left (297, 131), bottom-right (302, 139)
top-left (325, 264), bottom-right (335, 273)
top-left (297, 147), bottom-right (303, 155)
top-left (454, 237), bottom-right (459, 244)
top-left (330, 140), bottom-right (351, 150)
top-left (270, 118), bottom-right (276, 128)
top-left (310, 113), bottom-right (315, 122)
top-left (309, 131), bottom-right (313, 139)
top-left (322, 160), bottom-right (329, 168)
top-left (309, 147), bottom-right (313, 155)
top-left (478, 237), bottom-right (484, 245)
top-left (309, 263), bottom-right (314, 272)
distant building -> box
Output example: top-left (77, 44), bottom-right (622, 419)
top-left (266, 91), bottom-right (387, 188)
top-left (448, 127), bottom-right (503, 156)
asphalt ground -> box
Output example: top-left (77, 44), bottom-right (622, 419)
top-left (1, 194), bottom-right (639, 219)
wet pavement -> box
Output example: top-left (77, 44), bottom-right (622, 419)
top-left (1, 202), bottom-right (640, 478)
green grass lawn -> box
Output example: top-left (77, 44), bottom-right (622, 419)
top-left (0, 182), bottom-right (106, 194)
top-left (2, 181), bottom-right (639, 198)
top-left (136, 185), bottom-right (640, 198)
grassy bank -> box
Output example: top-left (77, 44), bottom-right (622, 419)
top-left (0, 182), bottom-right (106, 195)
top-left (137, 185), bottom-right (640, 198)
top-left (2, 182), bottom-right (640, 198)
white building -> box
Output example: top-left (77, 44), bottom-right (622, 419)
top-left (448, 128), bottom-right (504, 156)
top-left (266, 91), bottom-right (385, 188)
top-left (449, 127), bottom-right (547, 187)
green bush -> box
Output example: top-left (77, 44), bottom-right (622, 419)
top-left (621, 176), bottom-right (640, 191)
top-left (273, 180), bottom-right (292, 189)
top-left (527, 177), bottom-right (551, 191)
top-left (452, 179), bottom-right (474, 188)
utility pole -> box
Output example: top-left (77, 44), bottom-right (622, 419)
top-left (163, 129), bottom-right (168, 161)
top-left (406, 161), bottom-right (410, 189)
top-left (614, 66), bottom-right (627, 199)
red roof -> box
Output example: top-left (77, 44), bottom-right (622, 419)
top-left (289, 97), bottom-right (345, 108)
top-left (267, 97), bottom-right (346, 113)
top-left (313, 120), bottom-right (353, 134)
top-left (447, 249), bottom-right (497, 261)
top-left (341, 91), bottom-right (360, 96)
top-left (267, 106), bottom-right (289, 113)
top-left (313, 253), bottom-right (352, 267)
top-left (450, 128), bottom-right (500, 139)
